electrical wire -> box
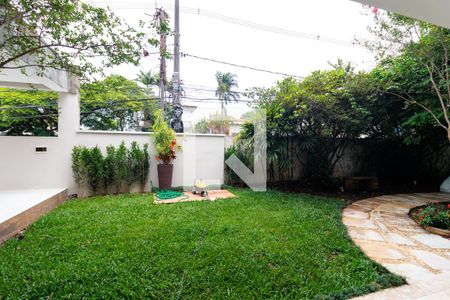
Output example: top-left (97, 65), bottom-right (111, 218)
top-left (93, 1), bottom-right (360, 48)
top-left (0, 98), bottom-right (159, 110)
top-left (0, 104), bottom-right (58, 111)
top-left (182, 84), bottom-right (247, 95)
top-left (5, 113), bottom-right (59, 120)
top-left (181, 53), bottom-right (304, 78)
top-left (181, 96), bottom-right (253, 103)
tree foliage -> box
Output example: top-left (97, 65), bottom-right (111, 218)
top-left (0, 0), bottom-right (160, 78)
top-left (80, 74), bottom-right (156, 131)
top-left (228, 14), bottom-right (450, 186)
top-left (0, 88), bottom-right (58, 135)
top-left (242, 62), bottom-right (373, 183)
top-left (364, 12), bottom-right (450, 141)
top-left (0, 75), bottom-right (157, 135)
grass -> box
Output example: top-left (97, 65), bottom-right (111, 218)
top-left (0, 189), bottom-right (404, 299)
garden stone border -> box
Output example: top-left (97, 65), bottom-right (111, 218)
top-left (343, 193), bottom-right (450, 299)
top-left (409, 203), bottom-right (450, 238)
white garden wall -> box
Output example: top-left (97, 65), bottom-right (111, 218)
top-left (0, 90), bottom-right (225, 195)
top-left (0, 132), bottom-right (225, 194)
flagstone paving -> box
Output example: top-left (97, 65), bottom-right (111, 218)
top-left (343, 193), bottom-right (450, 299)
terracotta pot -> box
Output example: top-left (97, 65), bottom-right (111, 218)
top-left (157, 164), bottom-right (174, 189)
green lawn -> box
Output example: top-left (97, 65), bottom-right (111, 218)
top-left (0, 189), bottom-right (404, 299)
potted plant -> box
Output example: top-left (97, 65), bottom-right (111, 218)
top-left (152, 110), bottom-right (182, 189)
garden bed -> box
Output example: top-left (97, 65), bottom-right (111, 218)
top-left (409, 202), bottom-right (450, 238)
top-left (270, 180), bottom-right (440, 202)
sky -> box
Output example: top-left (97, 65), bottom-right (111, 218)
top-left (89, 0), bottom-right (378, 122)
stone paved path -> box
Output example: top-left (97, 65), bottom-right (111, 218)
top-left (343, 193), bottom-right (450, 299)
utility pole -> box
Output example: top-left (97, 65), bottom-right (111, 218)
top-left (170, 0), bottom-right (184, 132)
top-left (155, 8), bottom-right (168, 112)
top-left (173, 0), bottom-right (180, 82)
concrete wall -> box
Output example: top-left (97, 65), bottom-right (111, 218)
top-left (0, 90), bottom-right (225, 195)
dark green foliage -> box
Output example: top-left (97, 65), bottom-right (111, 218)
top-left (0, 189), bottom-right (404, 298)
top-left (225, 145), bottom-right (250, 185)
top-left (364, 12), bottom-right (450, 142)
top-left (241, 63), bottom-right (374, 185)
top-left (103, 146), bottom-right (118, 190)
top-left (128, 141), bottom-right (150, 191)
top-left (115, 141), bottom-right (129, 191)
top-left (80, 75), bottom-right (157, 131)
top-left (71, 146), bottom-right (86, 187)
top-left (412, 203), bottom-right (450, 230)
top-left (140, 144), bottom-right (150, 189)
top-left (230, 14), bottom-right (450, 186)
top-left (0, 88), bottom-right (58, 136)
top-left (71, 142), bottom-right (150, 195)
top-left (1, 75), bottom-right (158, 136)
top-left (81, 146), bottom-right (104, 194)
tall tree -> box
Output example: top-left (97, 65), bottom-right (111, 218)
top-left (243, 63), bottom-right (373, 183)
top-left (215, 71), bottom-right (240, 115)
top-left (81, 75), bottom-right (155, 131)
top-left (363, 12), bottom-right (450, 141)
top-left (0, 75), bottom-right (158, 135)
top-left (0, 0), bottom-right (160, 78)
top-left (0, 88), bottom-right (58, 136)
top-left (136, 70), bottom-right (160, 130)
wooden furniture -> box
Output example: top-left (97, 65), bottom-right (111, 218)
top-left (344, 177), bottom-right (379, 191)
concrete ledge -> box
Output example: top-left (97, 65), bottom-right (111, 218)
top-left (76, 130), bottom-right (225, 138)
top-left (0, 189), bottom-right (68, 244)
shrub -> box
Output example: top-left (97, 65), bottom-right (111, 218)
top-left (103, 145), bottom-right (117, 191)
top-left (129, 141), bottom-right (150, 192)
top-left (71, 142), bottom-right (150, 196)
top-left (413, 202), bottom-right (450, 230)
top-left (115, 141), bottom-right (129, 192)
top-left (71, 146), bottom-right (86, 187)
top-left (224, 145), bottom-right (250, 186)
top-left (82, 146), bottom-right (104, 194)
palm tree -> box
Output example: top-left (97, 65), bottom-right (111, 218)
top-left (136, 70), bottom-right (159, 94)
top-left (215, 71), bottom-right (240, 115)
top-left (136, 70), bottom-right (159, 130)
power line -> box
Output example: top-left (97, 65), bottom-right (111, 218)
top-left (80, 107), bottom-right (151, 115)
top-left (182, 53), bottom-right (304, 79)
top-left (182, 84), bottom-right (247, 95)
top-left (182, 96), bottom-right (253, 103)
top-left (0, 104), bottom-right (58, 111)
top-left (5, 113), bottom-right (59, 120)
top-left (94, 2), bottom-right (360, 48)
top-left (0, 98), bottom-right (160, 110)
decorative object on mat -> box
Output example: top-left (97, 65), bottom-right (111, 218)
top-left (152, 110), bottom-right (182, 189)
top-left (155, 189), bottom-right (236, 204)
top-left (192, 179), bottom-right (208, 197)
